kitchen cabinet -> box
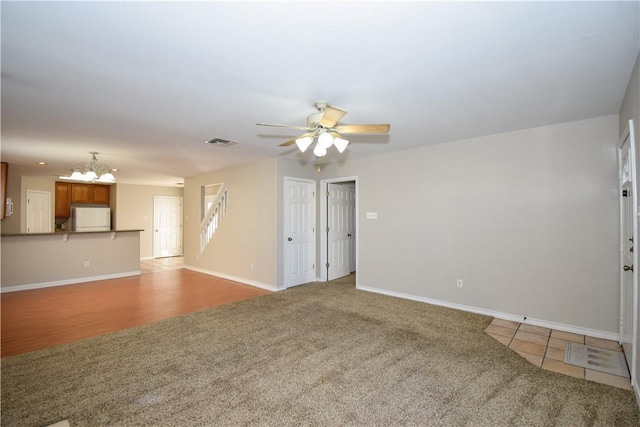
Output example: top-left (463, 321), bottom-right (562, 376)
top-left (71, 184), bottom-right (90, 203)
top-left (56, 182), bottom-right (110, 218)
top-left (91, 185), bottom-right (110, 204)
top-left (70, 183), bottom-right (110, 205)
top-left (55, 182), bottom-right (71, 218)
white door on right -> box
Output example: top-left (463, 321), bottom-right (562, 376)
top-left (619, 121), bottom-right (637, 377)
top-left (327, 183), bottom-right (352, 281)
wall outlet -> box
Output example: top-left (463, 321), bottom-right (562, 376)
top-left (84, 261), bottom-right (90, 268)
top-left (456, 279), bottom-right (463, 288)
top-left (250, 263), bottom-right (254, 271)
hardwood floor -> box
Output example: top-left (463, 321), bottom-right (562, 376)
top-left (1, 260), bottom-right (271, 357)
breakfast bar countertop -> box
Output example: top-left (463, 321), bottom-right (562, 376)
top-left (1, 229), bottom-right (144, 237)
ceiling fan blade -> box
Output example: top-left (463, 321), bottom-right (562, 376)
top-left (279, 132), bottom-right (314, 147)
top-left (334, 124), bottom-right (390, 134)
top-left (319, 106), bottom-right (347, 128)
top-left (257, 122), bottom-right (311, 131)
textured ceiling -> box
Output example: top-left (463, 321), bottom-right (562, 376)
top-left (2, 1), bottom-right (639, 186)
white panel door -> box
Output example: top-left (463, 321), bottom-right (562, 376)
top-left (619, 121), bottom-right (637, 381)
top-left (284, 178), bottom-right (315, 288)
top-left (154, 196), bottom-right (183, 258)
top-left (327, 183), bottom-right (351, 280)
top-left (26, 190), bottom-right (51, 233)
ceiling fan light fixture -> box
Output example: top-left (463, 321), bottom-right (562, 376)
top-left (263, 102), bottom-right (390, 168)
top-left (333, 137), bottom-right (350, 153)
top-left (317, 131), bottom-right (334, 149)
top-left (313, 144), bottom-right (327, 157)
top-left (295, 136), bottom-right (313, 152)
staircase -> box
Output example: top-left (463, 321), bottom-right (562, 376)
top-left (200, 184), bottom-right (228, 254)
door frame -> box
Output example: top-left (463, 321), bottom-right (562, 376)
top-left (319, 176), bottom-right (358, 283)
top-left (619, 119), bottom-right (638, 388)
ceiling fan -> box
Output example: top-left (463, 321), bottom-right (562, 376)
top-left (257, 101), bottom-right (390, 157)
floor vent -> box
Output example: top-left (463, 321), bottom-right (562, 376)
top-left (565, 343), bottom-right (630, 378)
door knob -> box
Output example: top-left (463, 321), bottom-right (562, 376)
top-left (288, 237), bottom-right (292, 241)
top-left (624, 265), bottom-right (634, 272)
top-left (348, 233), bottom-right (351, 237)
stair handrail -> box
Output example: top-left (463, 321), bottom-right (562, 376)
top-left (199, 183), bottom-right (228, 254)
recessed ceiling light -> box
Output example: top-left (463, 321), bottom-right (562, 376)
top-left (37, 161), bottom-right (48, 165)
top-left (111, 168), bottom-right (119, 172)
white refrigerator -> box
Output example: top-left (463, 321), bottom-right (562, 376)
top-left (72, 207), bottom-right (111, 232)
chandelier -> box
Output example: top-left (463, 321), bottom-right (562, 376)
top-left (59, 152), bottom-right (116, 183)
top-left (294, 129), bottom-right (349, 157)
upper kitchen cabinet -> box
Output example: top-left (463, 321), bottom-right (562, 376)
top-left (70, 183), bottom-right (110, 205)
top-left (55, 182), bottom-right (71, 218)
top-left (70, 183), bottom-right (90, 203)
top-left (91, 184), bottom-right (110, 204)
top-left (56, 182), bottom-right (111, 218)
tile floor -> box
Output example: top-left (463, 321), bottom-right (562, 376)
top-left (485, 318), bottom-right (632, 390)
top-left (140, 256), bottom-right (184, 274)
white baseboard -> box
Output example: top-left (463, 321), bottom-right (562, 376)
top-left (357, 284), bottom-right (619, 342)
top-left (183, 265), bottom-right (277, 292)
top-left (1, 271), bottom-right (141, 293)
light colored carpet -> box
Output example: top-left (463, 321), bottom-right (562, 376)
top-left (566, 342), bottom-right (631, 378)
top-left (2, 279), bottom-right (639, 426)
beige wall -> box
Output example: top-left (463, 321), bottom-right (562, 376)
top-left (320, 115), bottom-right (620, 335)
top-left (183, 158), bottom-right (278, 289)
top-left (1, 231), bottom-right (140, 289)
top-left (114, 183), bottom-right (184, 259)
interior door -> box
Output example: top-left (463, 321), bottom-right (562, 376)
top-left (347, 184), bottom-right (356, 273)
top-left (284, 178), bottom-right (316, 288)
top-left (26, 190), bottom-right (51, 233)
top-left (327, 183), bottom-right (351, 280)
top-left (153, 196), bottom-right (183, 258)
top-left (619, 121), bottom-right (637, 379)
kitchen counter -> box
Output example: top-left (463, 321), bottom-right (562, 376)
top-left (1, 230), bottom-right (143, 292)
top-left (1, 229), bottom-right (143, 237)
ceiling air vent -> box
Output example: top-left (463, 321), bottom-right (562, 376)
top-left (204, 138), bottom-right (237, 146)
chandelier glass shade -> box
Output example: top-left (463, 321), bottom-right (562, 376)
top-left (59, 152), bottom-right (116, 183)
top-left (294, 130), bottom-right (349, 157)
